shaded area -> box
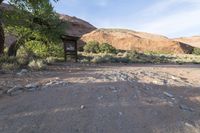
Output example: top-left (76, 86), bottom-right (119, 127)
top-left (0, 81), bottom-right (199, 133)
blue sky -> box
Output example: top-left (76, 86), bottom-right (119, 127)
top-left (52, 0), bottom-right (200, 38)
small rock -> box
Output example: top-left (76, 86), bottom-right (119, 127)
top-left (17, 69), bottom-right (28, 76)
top-left (119, 112), bottom-right (123, 116)
top-left (7, 86), bottom-right (24, 96)
top-left (171, 76), bottom-right (178, 80)
top-left (109, 86), bottom-right (118, 93)
top-left (163, 80), bottom-right (168, 84)
top-left (144, 87), bottom-right (150, 90)
top-left (163, 91), bottom-right (174, 98)
top-left (168, 102), bottom-right (174, 107)
top-left (45, 81), bottom-right (54, 86)
top-left (185, 122), bottom-right (195, 128)
top-left (153, 80), bottom-right (158, 84)
top-left (179, 104), bottom-right (194, 112)
top-left (55, 77), bottom-right (60, 80)
top-left (98, 96), bottom-right (104, 100)
top-left (80, 105), bottom-right (85, 109)
top-left (44, 79), bottom-right (67, 87)
top-left (25, 83), bottom-right (39, 89)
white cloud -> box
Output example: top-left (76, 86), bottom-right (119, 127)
top-left (137, 0), bottom-right (200, 37)
top-left (140, 9), bottom-right (200, 36)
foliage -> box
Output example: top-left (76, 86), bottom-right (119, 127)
top-left (80, 51), bottom-right (200, 64)
top-left (1, 63), bottom-right (19, 71)
top-left (83, 41), bottom-right (100, 53)
top-left (99, 43), bottom-right (116, 54)
top-left (83, 41), bottom-right (117, 54)
top-left (28, 59), bottom-right (47, 70)
top-left (0, 0), bottom-right (61, 55)
top-left (192, 48), bottom-right (200, 55)
top-left (45, 57), bottom-right (57, 64)
top-left (2, 0), bottom-right (66, 58)
top-left (23, 41), bottom-right (63, 58)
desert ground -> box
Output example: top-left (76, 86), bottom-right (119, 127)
top-left (0, 63), bottom-right (200, 133)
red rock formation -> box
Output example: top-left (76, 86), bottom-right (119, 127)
top-left (80, 29), bottom-right (194, 54)
top-left (174, 36), bottom-right (200, 48)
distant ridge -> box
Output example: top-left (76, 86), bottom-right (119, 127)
top-left (80, 28), bottom-right (194, 54)
top-left (174, 36), bottom-right (200, 48)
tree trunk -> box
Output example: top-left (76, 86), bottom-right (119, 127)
top-left (0, 23), bottom-right (4, 56)
top-left (7, 40), bottom-right (17, 56)
top-left (0, 0), bottom-right (5, 56)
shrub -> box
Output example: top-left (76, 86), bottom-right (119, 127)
top-left (0, 56), bottom-right (17, 64)
top-left (45, 57), bottom-right (57, 65)
top-left (91, 54), bottom-right (117, 63)
top-left (17, 46), bottom-right (36, 59)
top-left (192, 48), bottom-right (200, 55)
top-left (125, 51), bottom-right (139, 62)
top-left (83, 41), bottom-right (100, 53)
top-left (80, 58), bottom-right (90, 63)
top-left (17, 57), bottom-right (29, 66)
top-left (1, 63), bottom-right (19, 71)
top-left (28, 60), bottom-right (47, 70)
top-left (99, 43), bottom-right (116, 54)
top-left (17, 41), bottom-right (63, 59)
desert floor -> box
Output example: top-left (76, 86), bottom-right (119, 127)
top-left (0, 63), bottom-right (200, 133)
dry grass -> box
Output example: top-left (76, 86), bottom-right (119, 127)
top-left (79, 52), bottom-right (200, 64)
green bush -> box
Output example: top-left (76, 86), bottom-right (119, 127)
top-left (1, 63), bottom-right (19, 71)
top-left (83, 41), bottom-right (100, 53)
top-left (192, 48), bottom-right (200, 55)
top-left (17, 57), bottom-right (29, 66)
top-left (0, 56), bottom-right (17, 64)
top-left (99, 43), bottom-right (116, 54)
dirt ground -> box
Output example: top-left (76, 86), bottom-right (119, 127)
top-left (0, 63), bottom-right (200, 133)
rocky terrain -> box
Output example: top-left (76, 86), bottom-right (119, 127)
top-left (80, 29), bottom-right (194, 54)
top-left (174, 36), bottom-right (200, 48)
top-left (59, 14), bottom-right (96, 37)
top-left (0, 63), bottom-right (200, 133)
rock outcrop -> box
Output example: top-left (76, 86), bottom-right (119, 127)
top-left (174, 36), bottom-right (200, 48)
top-left (80, 29), bottom-right (194, 54)
top-left (59, 14), bottom-right (96, 37)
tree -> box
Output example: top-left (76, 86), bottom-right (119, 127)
top-left (0, 0), bottom-right (60, 56)
top-left (0, 0), bottom-right (4, 55)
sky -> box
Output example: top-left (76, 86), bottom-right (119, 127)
top-left (52, 0), bottom-right (200, 38)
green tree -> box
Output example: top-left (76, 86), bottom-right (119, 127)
top-left (99, 43), bottom-right (116, 53)
top-left (0, 0), bottom-right (61, 56)
top-left (83, 41), bottom-right (100, 53)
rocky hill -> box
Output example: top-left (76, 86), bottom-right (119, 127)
top-left (80, 29), bottom-right (193, 54)
top-left (59, 14), bottom-right (96, 37)
top-left (174, 36), bottom-right (200, 48)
